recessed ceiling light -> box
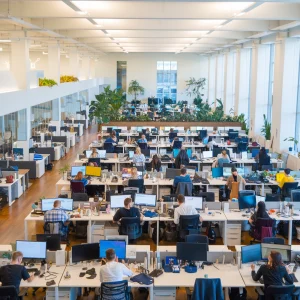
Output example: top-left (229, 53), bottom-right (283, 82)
top-left (0, 48), bottom-right (2, 51)
top-left (0, 39), bottom-right (11, 43)
top-left (42, 52), bottom-right (48, 55)
top-left (77, 11), bottom-right (87, 15)
top-left (66, 55), bottom-right (69, 58)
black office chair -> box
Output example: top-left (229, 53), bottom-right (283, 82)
top-left (237, 142), bottom-right (248, 153)
top-left (104, 142), bottom-right (114, 153)
top-left (281, 182), bottom-right (299, 200)
top-left (265, 193), bottom-right (281, 202)
top-left (185, 234), bottom-right (209, 250)
top-left (261, 164), bottom-right (273, 171)
top-left (100, 280), bottom-right (131, 300)
top-left (119, 217), bottom-right (142, 242)
top-left (178, 215), bottom-right (200, 241)
top-left (169, 132), bottom-right (177, 141)
top-left (198, 192), bottom-right (215, 202)
top-left (198, 130), bottom-right (207, 141)
top-left (262, 237), bottom-right (284, 244)
top-left (256, 285), bottom-right (296, 300)
top-left (44, 221), bottom-right (69, 243)
top-left (258, 156), bottom-right (271, 170)
top-left (128, 179), bottom-right (144, 193)
top-left (70, 181), bottom-right (85, 194)
top-left (173, 141), bottom-right (182, 149)
top-left (137, 142), bottom-right (148, 150)
top-left (0, 285), bottom-right (20, 299)
top-left (176, 182), bottom-right (193, 196)
top-left (291, 190), bottom-right (300, 202)
top-left (238, 190), bottom-right (255, 198)
top-left (72, 193), bottom-right (89, 202)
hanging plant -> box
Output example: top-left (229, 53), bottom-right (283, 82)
top-left (39, 78), bottom-right (58, 87)
top-left (60, 75), bottom-right (79, 83)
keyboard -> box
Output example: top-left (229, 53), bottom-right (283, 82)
top-left (26, 268), bottom-right (39, 273)
top-left (101, 157), bottom-right (108, 160)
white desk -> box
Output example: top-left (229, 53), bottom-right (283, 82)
top-left (157, 245), bottom-right (231, 253)
top-left (0, 174), bottom-right (25, 206)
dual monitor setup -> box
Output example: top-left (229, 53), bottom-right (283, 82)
top-left (241, 243), bottom-right (291, 264)
top-left (71, 165), bottom-right (101, 177)
top-left (41, 198), bottom-right (73, 212)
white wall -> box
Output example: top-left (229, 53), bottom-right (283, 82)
top-left (95, 53), bottom-right (202, 103)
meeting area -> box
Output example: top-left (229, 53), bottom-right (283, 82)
top-left (1, 0), bottom-right (300, 299)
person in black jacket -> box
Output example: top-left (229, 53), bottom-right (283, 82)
top-left (249, 201), bottom-right (270, 227)
top-left (174, 148), bottom-right (189, 169)
top-left (113, 197), bottom-right (142, 222)
top-left (255, 147), bottom-right (270, 170)
top-left (251, 251), bottom-right (293, 289)
top-left (151, 154), bottom-right (161, 172)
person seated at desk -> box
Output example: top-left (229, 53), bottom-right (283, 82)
top-left (151, 154), bottom-right (161, 172)
top-left (123, 167), bottom-right (139, 186)
top-left (251, 251), bottom-right (293, 289)
top-left (100, 248), bottom-right (133, 282)
top-left (145, 128), bottom-right (151, 135)
top-left (74, 171), bottom-right (89, 186)
top-left (278, 168), bottom-right (295, 193)
top-left (217, 150), bottom-right (230, 167)
top-left (226, 167), bottom-right (246, 199)
top-left (113, 197), bottom-right (142, 222)
top-left (174, 147), bottom-right (189, 169)
top-left (0, 251), bottom-right (34, 295)
top-left (132, 147), bottom-right (145, 167)
top-left (171, 137), bottom-right (179, 148)
top-left (173, 168), bottom-right (192, 188)
top-left (248, 201), bottom-right (270, 227)
top-left (255, 147), bottom-right (270, 170)
top-left (105, 132), bottom-right (118, 145)
top-left (137, 134), bottom-right (148, 144)
top-left (90, 147), bottom-right (99, 158)
top-left (174, 194), bottom-right (203, 225)
top-left (44, 200), bottom-right (70, 236)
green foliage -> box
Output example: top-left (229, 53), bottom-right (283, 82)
top-left (261, 114), bottom-right (271, 140)
top-left (185, 77), bottom-right (206, 97)
top-left (284, 137), bottom-right (298, 145)
top-left (39, 78), bottom-right (57, 87)
top-left (89, 85), bottom-right (126, 124)
top-left (128, 80), bottom-right (145, 100)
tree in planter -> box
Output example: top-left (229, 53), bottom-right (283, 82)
top-left (261, 114), bottom-right (271, 140)
top-left (284, 137), bottom-right (299, 152)
top-left (128, 80), bottom-right (145, 101)
top-left (185, 77), bottom-right (206, 98)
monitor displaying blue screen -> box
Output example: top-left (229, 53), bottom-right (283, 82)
top-left (100, 240), bottom-right (126, 259)
top-left (238, 195), bottom-right (256, 210)
top-left (223, 167), bottom-right (244, 177)
top-left (252, 149), bottom-right (269, 158)
top-left (71, 166), bottom-right (86, 177)
top-left (241, 244), bottom-right (261, 263)
top-left (13, 148), bottom-right (24, 156)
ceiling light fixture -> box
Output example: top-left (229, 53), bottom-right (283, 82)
top-left (0, 48), bottom-right (2, 51)
top-left (42, 51), bottom-right (48, 55)
top-left (0, 40), bottom-right (11, 43)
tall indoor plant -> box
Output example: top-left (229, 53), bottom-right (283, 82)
top-left (128, 80), bottom-right (145, 101)
top-left (284, 137), bottom-right (299, 153)
top-left (261, 114), bottom-right (271, 149)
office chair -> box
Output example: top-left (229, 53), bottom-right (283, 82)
top-left (44, 221), bottom-right (69, 243)
top-left (0, 285), bottom-right (26, 299)
top-left (119, 217), bottom-right (142, 241)
top-left (261, 164), bottom-right (273, 171)
top-left (259, 156), bottom-right (271, 170)
top-left (291, 190), bottom-right (300, 202)
top-left (234, 137), bottom-right (242, 143)
top-left (265, 193), bottom-right (281, 202)
top-left (176, 182), bottom-right (193, 196)
top-left (173, 140), bottom-right (182, 149)
top-left (188, 278), bottom-right (224, 300)
top-left (237, 142), bottom-right (248, 153)
top-left (100, 280), bottom-right (131, 300)
top-left (228, 131), bottom-right (238, 141)
top-left (70, 181), bottom-right (85, 194)
top-left (137, 142), bottom-right (147, 150)
top-left (198, 130), bottom-right (207, 141)
top-left (217, 158), bottom-right (230, 168)
top-left (185, 234), bottom-right (209, 250)
top-left (262, 237), bottom-right (284, 244)
top-left (88, 158), bottom-right (101, 166)
top-left (169, 132), bottom-right (177, 142)
top-left (198, 192), bottom-right (215, 202)
top-left (281, 182), bottom-right (299, 200)
top-left (256, 285), bottom-right (296, 300)
top-left (250, 218), bottom-right (276, 244)
top-left (103, 142), bottom-right (114, 153)
top-left (72, 193), bottom-right (89, 202)
top-left (128, 179), bottom-right (144, 193)
top-left (238, 190), bottom-right (255, 198)
top-left (178, 215), bottom-right (200, 241)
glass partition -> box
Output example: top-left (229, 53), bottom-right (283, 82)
top-left (31, 100), bottom-right (53, 136)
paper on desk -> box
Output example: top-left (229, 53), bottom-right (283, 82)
top-left (126, 246), bottom-right (137, 259)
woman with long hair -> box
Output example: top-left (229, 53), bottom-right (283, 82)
top-left (251, 251), bottom-right (293, 289)
top-left (74, 171), bottom-right (88, 186)
top-left (249, 201), bottom-right (270, 226)
top-left (132, 147), bottom-right (145, 167)
top-left (151, 154), bottom-right (161, 172)
top-left (174, 147), bottom-right (189, 169)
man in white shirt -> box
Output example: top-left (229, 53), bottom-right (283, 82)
top-left (174, 194), bottom-right (203, 225)
top-left (100, 248), bottom-right (133, 282)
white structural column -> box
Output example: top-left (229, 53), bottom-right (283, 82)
top-left (69, 49), bottom-right (80, 78)
top-left (208, 56), bottom-right (216, 105)
top-left (47, 42), bottom-right (60, 83)
top-left (271, 36), bottom-right (300, 152)
top-left (249, 42), bottom-right (271, 137)
top-left (82, 57), bottom-right (91, 80)
top-left (10, 32), bottom-right (30, 90)
top-left (223, 52), bottom-right (228, 113)
top-left (234, 48), bottom-right (241, 115)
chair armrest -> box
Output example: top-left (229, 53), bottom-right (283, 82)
top-left (292, 287), bottom-right (300, 296)
top-left (255, 287), bottom-right (264, 296)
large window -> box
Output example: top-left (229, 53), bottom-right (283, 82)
top-left (117, 61), bottom-right (127, 92)
top-left (157, 61), bottom-right (177, 103)
top-left (216, 54), bottom-right (225, 100)
top-left (267, 44), bottom-right (275, 122)
top-left (208, 56), bottom-right (216, 104)
top-left (225, 51), bottom-right (237, 114)
top-left (295, 56), bottom-right (300, 150)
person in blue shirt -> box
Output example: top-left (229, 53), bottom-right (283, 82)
top-left (137, 134), bottom-right (148, 144)
top-left (74, 171), bottom-right (89, 186)
top-left (105, 132), bottom-right (118, 145)
top-left (173, 168), bottom-right (192, 188)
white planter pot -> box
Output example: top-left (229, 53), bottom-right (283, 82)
top-left (265, 140), bottom-right (271, 149)
top-left (63, 172), bottom-right (68, 181)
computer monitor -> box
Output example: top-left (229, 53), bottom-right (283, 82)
top-left (110, 195), bottom-right (129, 209)
top-left (98, 150), bottom-right (106, 158)
top-left (166, 168), bottom-right (181, 179)
top-left (177, 243), bottom-right (207, 262)
top-left (88, 158), bottom-right (101, 166)
top-left (36, 234), bottom-right (61, 251)
top-left (16, 240), bottom-right (47, 259)
top-left (71, 166), bottom-right (86, 177)
top-left (223, 167), bottom-right (244, 178)
top-left (185, 197), bottom-right (203, 210)
top-left (291, 190), bottom-right (300, 202)
top-left (85, 150), bottom-right (92, 158)
top-left (72, 243), bottom-right (100, 263)
top-left (261, 243), bottom-right (291, 262)
top-left (241, 244), bottom-right (261, 263)
top-left (13, 148), bottom-right (24, 156)
top-left (85, 166), bottom-right (101, 177)
top-left (141, 148), bottom-right (150, 157)
top-left (41, 198), bottom-right (73, 212)
top-left (129, 151), bottom-right (134, 159)
top-left (186, 167), bottom-right (196, 176)
top-left (238, 195), bottom-right (256, 210)
top-left (105, 235), bottom-right (128, 245)
top-left (106, 127), bottom-right (113, 133)
top-left (252, 148), bottom-right (269, 158)
top-left (100, 240), bottom-right (126, 260)
top-left (134, 194), bottom-right (156, 207)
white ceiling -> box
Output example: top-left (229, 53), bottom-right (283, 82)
top-left (0, 0), bottom-right (300, 55)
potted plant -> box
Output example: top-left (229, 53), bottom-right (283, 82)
top-left (128, 80), bottom-right (145, 101)
top-left (261, 114), bottom-right (271, 149)
top-left (284, 137), bottom-right (299, 154)
top-left (59, 164), bottom-right (70, 181)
